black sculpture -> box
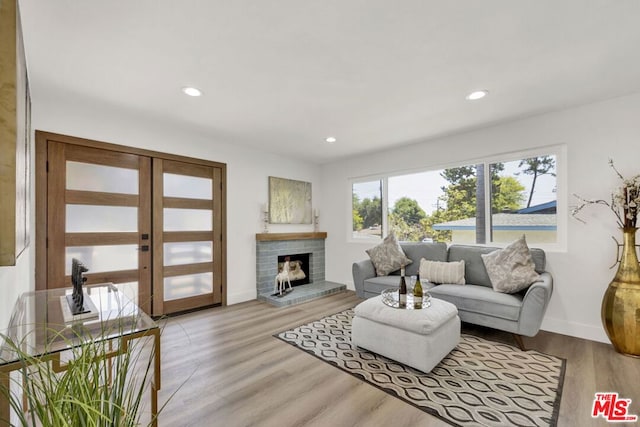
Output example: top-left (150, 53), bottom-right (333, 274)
top-left (67, 258), bottom-right (90, 315)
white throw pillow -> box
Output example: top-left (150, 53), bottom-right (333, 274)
top-left (419, 258), bottom-right (465, 285)
top-left (481, 235), bottom-right (540, 293)
top-left (366, 232), bottom-right (412, 276)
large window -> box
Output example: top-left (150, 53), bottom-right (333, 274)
top-left (352, 180), bottom-right (383, 239)
top-left (351, 149), bottom-right (563, 248)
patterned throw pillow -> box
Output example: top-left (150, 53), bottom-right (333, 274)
top-left (481, 235), bottom-right (540, 293)
top-left (366, 233), bottom-right (412, 276)
top-left (419, 258), bottom-right (465, 285)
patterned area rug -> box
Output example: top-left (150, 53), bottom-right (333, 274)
top-left (275, 309), bottom-right (565, 427)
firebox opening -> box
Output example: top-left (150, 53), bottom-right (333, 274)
top-left (278, 253), bottom-right (310, 287)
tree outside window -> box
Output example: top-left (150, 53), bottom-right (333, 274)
top-left (352, 180), bottom-right (383, 239)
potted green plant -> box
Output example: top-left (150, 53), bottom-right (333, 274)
top-left (1, 324), bottom-right (162, 426)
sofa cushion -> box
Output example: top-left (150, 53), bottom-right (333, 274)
top-left (447, 246), bottom-right (495, 287)
top-left (365, 232), bottom-right (412, 276)
top-left (363, 276), bottom-right (403, 296)
top-left (428, 284), bottom-right (522, 321)
top-left (447, 244), bottom-right (546, 288)
top-left (398, 242), bottom-right (448, 276)
top-left (481, 236), bottom-right (541, 293)
top-left (419, 259), bottom-right (465, 285)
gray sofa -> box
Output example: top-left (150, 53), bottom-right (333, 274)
top-left (352, 242), bottom-right (553, 349)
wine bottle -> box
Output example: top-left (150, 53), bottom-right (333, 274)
top-left (413, 273), bottom-right (423, 309)
top-left (399, 270), bottom-right (407, 308)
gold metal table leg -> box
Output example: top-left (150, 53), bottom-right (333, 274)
top-left (0, 370), bottom-right (10, 427)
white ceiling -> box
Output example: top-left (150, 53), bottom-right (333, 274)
top-left (18, 1), bottom-right (640, 164)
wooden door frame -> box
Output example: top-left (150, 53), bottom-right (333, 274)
top-left (35, 130), bottom-right (228, 310)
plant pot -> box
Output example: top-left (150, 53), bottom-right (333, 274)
top-left (601, 227), bottom-right (640, 357)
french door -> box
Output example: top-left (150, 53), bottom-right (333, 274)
top-left (152, 159), bottom-right (223, 315)
top-left (45, 142), bottom-right (152, 313)
top-left (36, 131), bottom-right (226, 316)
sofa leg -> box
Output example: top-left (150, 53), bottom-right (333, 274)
top-left (512, 334), bottom-right (526, 351)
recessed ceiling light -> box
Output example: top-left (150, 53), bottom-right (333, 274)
top-left (325, 136), bottom-right (337, 144)
top-left (466, 90), bottom-right (488, 101)
top-left (182, 87), bottom-right (202, 97)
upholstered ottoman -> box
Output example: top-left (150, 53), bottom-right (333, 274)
top-left (351, 295), bottom-right (460, 373)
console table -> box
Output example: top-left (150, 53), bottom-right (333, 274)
top-left (0, 283), bottom-right (161, 426)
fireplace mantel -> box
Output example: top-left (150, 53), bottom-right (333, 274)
top-left (255, 232), bottom-right (327, 242)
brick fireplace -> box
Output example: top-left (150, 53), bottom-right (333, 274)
top-left (255, 232), bottom-right (344, 306)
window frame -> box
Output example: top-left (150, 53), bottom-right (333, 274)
top-left (348, 145), bottom-right (567, 252)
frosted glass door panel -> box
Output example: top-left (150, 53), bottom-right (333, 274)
top-left (66, 205), bottom-right (138, 232)
top-left (65, 245), bottom-right (138, 274)
top-left (164, 273), bottom-right (213, 301)
top-left (66, 161), bottom-right (138, 194)
top-left (113, 282), bottom-right (139, 306)
top-left (164, 242), bottom-right (212, 266)
top-left (164, 173), bottom-right (212, 199)
top-left (163, 208), bottom-right (212, 231)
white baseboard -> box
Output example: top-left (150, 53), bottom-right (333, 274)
top-left (227, 290), bottom-right (258, 305)
top-left (329, 278), bottom-right (355, 291)
top-left (541, 316), bottom-right (609, 344)
top-left (227, 284), bottom-right (610, 344)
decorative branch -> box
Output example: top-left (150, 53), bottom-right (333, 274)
top-left (571, 159), bottom-right (640, 230)
top-left (571, 194), bottom-right (624, 228)
top-left (609, 158), bottom-right (625, 181)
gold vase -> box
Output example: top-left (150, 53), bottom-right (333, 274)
top-left (601, 227), bottom-right (640, 357)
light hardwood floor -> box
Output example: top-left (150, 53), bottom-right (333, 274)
top-left (156, 291), bottom-right (640, 427)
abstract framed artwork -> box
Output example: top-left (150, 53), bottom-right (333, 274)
top-left (268, 177), bottom-right (312, 224)
top-left (0, 0), bottom-right (31, 265)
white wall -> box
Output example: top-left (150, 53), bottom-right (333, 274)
top-left (321, 91), bottom-right (640, 343)
top-left (0, 115), bottom-right (35, 334)
top-left (0, 90), bottom-right (320, 332)
top-left (0, 252), bottom-right (33, 335)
